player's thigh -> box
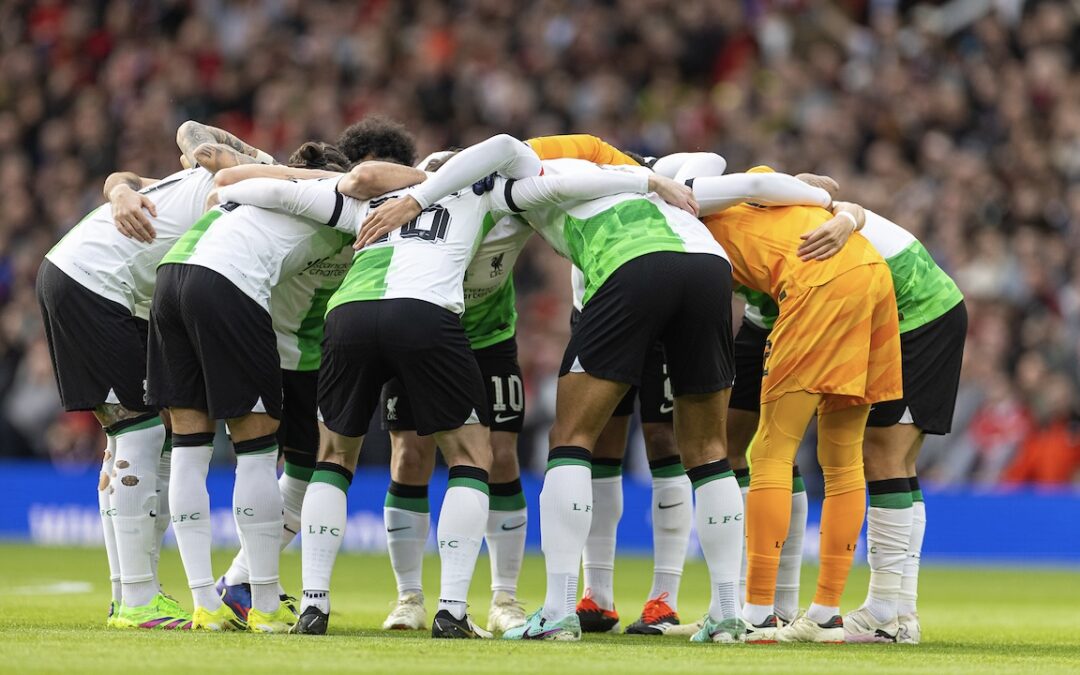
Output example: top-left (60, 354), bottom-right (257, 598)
top-left (593, 414), bottom-right (631, 461)
top-left (490, 431), bottom-right (520, 483)
top-left (550, 372), bottom-right (632, 450)
top-left (389, 430), bottom-right (438, 484)
top-left (863, 423), bottom-right (922, 482)
top-left (433, 423), bottom-right (493, 472)
top-left (672, 388), bottom-right (731, 467)
top-left (318, 421), bottom-right (363, 468)
top-left (726, 408), bottom-right (759, 469)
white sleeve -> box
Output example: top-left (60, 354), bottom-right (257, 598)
top-left (495, 169), bottom-right (648, 213)
top-left (411, 134), bottom-right (542, 209)
top-left (691, 173), bottom-right (832, 216)
top-left (651, 152), bottom-right (728, 181)
top-left (216, 176), bottom-right (359, 232)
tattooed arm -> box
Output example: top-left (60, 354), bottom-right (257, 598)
top-left (176, 120), bottom-right (274, 168)
top-left (191, 142), bottom-right (262, 173)
top-left (102, 172), bottom-right (156, 200)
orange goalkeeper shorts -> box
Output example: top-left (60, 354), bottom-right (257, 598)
top-left (760, 262), bottom-right (902, 412)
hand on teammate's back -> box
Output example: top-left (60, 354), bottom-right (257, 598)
top-left (797, 201), bottom-right (865, 261)
top-left (648, 174), bottom-right (698, 216)
top-left (109, 184), bottom-right (158, 243)
top-left (356, 195), bottom-right (422, 249)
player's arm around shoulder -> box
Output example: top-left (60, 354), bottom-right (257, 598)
top-left (104, 172), bottom-right (159, 243)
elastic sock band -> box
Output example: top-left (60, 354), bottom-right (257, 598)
top-left (546, 446), bottom-right (591, 472)
top-left (447, 465), bottom-right (489, 494)
top-left (172, 432), bottom-right (215, 448)
top-left (687, 458), bottom-right (734, 489)
top-left (385, 481), bottom-right (429, 513)
top-left (389, 482), bottom-right (428, 499)
top-left (591, 457), bottom-right (623, 478)
top-left (161, 431), bottom-right (173, 455)
top-left (868, 478), bottom-right (915, 508)
top-left (233, 434), bottom-right (278, 455)
top-left (649, 455), bottom-right (686, 478)
top-left (489, 479), bottom-right (523, 496)
top-left (311, 461), bottom-right (354, 493)
top-left (283, 460), bottom-right (314, 482)
top-left (868, 477), bottom-right (914, 495)
top-left (733, 467), bottom-right (750, 488)
top-left (104, 413), bottom-right (162, 437)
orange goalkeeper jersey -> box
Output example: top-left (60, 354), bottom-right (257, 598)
top-left (702, 201), bottom-right (883, 303)
top-left (527, 134), bottom-right (641, 166)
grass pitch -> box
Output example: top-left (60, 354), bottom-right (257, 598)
top-left (0, 544), bottom-right (1077, 673)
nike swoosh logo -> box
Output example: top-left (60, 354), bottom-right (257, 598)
top-left (659, 403), bottom-right (674, 414)
top-left (657, 502), bottom-right (683, 510)
top-left (494, 414), bottom-right (520, 423)
top-left (501, 520), bottom-right (526, 531)
top-left (524, 626), bottom-right (564, 639)
top-left (386, 526), bottom-right (411, 533)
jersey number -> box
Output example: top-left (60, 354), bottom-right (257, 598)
top-left (490, 374), bottom-right (524, 413)
top-left (369, 200), bottom-right (452, 244)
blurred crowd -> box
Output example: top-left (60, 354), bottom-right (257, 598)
top-left (1, 0), bottom-right (1078, 486)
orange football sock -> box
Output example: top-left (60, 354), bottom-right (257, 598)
top-left (745, 391), bottom-right (819, 606)
top-left (814, 400), bottom-right (870, 607)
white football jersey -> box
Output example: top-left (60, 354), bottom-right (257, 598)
top-left (270, 245), bottom-right (354, 371)
top-left (165, 176), bottom-right (354, 313)
top-left (46, 168), bottom-right (215, 319)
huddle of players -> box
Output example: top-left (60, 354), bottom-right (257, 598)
top-left (37, 116), bottom-right (965, 644)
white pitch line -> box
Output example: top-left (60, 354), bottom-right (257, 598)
top-left (10, 581), bottom-right (94, 595)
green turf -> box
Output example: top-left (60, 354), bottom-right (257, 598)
top-left (0, 544), bottom-right (1077, 673)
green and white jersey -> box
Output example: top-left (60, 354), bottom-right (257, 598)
top-left (329, 184), bottom-right (517, 316)
top-left (46, 168), bottom-right (215, 319)
top-left (736, 286), bottom-right (779, 330)
top-left (160, 176), bottom-right (353, 313)
top-left (460, 216), bottom-right (532, 349)
top-left (523, 158), bottom-right (727, 306)
top-left (270, 246), bottom-right (353, 371)
top-left (860, 210), bottom-right (963, 333)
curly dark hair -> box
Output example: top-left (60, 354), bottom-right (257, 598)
top-left (337, 115), bottom-right (417, 167)
top-left (287, 141), bottom-right (348, 172)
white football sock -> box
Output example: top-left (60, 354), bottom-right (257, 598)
top-left (279, 470), bottom-right (308, 548)
top-left (737, 481), bottom-right (749, 606)
top-left (152, 442), bottom-right (171, 589)
top-left (437, 470), bottom-right (489, 620)
top-left (692, 471), bottom-right (743, 622)
top-left (169, 441), bottom-right (219, 610)
top-left (807, 602), bottom-right (839, 624)
top-left (385, 506), bottom-right (430, 596)
top-left (540, 457), bottom-right (592, 622)
top-left (486, 504), bottom-right (527, 595)
top-left (233, 447), bottom-right (284, 613)
top-left (650, 472), bottom-right (691, 609)
top-left (300, 468), bottom-right (350, 612)
top-left (899, 498), bottom-right (926, 616)
top-left (112, 418), bottom-right (166, 607)
top-left (775, 487), bottom-right (808, 621)
top-left (223, 467), bottom-right (309, 589)
top-left (582, 475), bottom-right (621, 610)
top-left (864, 490), bottom-right (914, 623)
top-left (99, 436), bottom-right (121, 604)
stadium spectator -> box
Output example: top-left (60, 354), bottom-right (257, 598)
top-left (1, 0), bottom-right (1078, 485)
